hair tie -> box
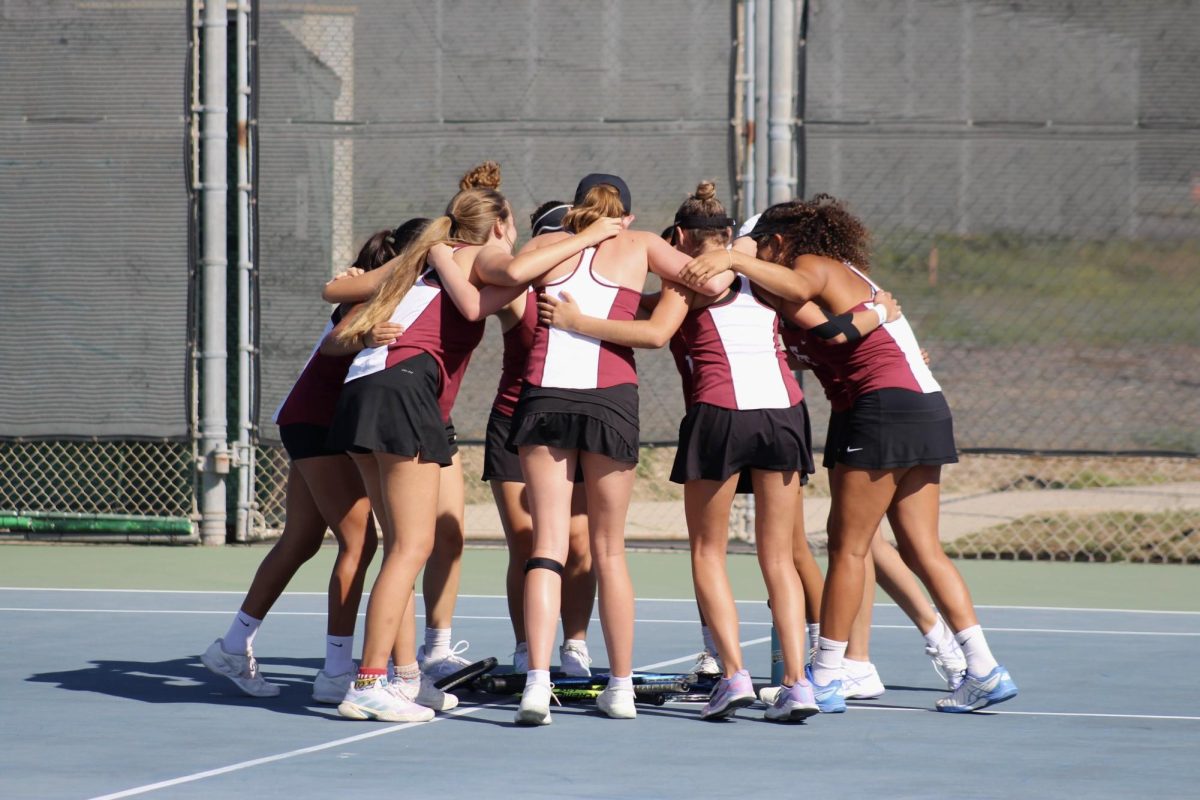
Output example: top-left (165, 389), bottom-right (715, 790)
top-left (384, 235), bottom-right (396, 245)
top-left (446, 212), bottom-right (457, 228)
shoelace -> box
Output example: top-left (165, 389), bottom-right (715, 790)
top-left (386, 678), bottom-right (421, 702)
top-left (242, 649), bottom-right (261, 680)
top-left (439, 640), bottom-right (471, 666)
top-left (561, 643), bottom-right (592, 664)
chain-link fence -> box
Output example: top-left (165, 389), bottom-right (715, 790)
top-left (0, 1), bottom-right (196, 539)
top-left (0, 1), bottom-right (1195, 560)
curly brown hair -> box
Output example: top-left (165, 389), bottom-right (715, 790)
top-left (459, 160), bottom-right (502, 191)
top-left (755, 193), bottom-right (871, 271)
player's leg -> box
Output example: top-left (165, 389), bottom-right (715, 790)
top-left (419, 453), bottom-right (472, 680)
top-left (756, 469), bottom-right (820, 722)
top-left (291, 454), bottom-right (377, 702)
top-left (790, 488), bottom-right (824, 653)
top-left (559, 483), bottom-right (596, 676)
top-left (202, 465), bottom-right (326, 697)
top-left (515, 444), bottom-right (575, 725)
top-left (580, 449), bottom-right (638, 720)
top-left (683, 475), bottom-right (743, 677)
top-left (814, 465), bottom-right (897, 711)
top-left (886, 466), bottom-right (1016, 711)
top-left (492, 479), bottom-right (533, 667)
top-left (871, 529), bottom-right (966, 688)
top-left (842, 544), bottom-right (885, 699)
top-left (338, 452), bottom-right (439, 722)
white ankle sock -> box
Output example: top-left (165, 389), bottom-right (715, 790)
top-left (806, 623), bottom-right (821, 653)
top-left (527, 669), bottom-right (551, 688)
top-left (811, 636), bottom-right (848, 686)
top-left (562, 638), bottom-right (586, 652)
top-left (324, 635), bottom-right (354, 676)
top-left (223, 611), bottom-right (262, 655)
top-left (843, 657), bottom-right (873, 678)
top-left (954, 625), bottom-right (999, 678)
top-left (700, 625), bottom-right (718, 656)
top-left (923, 616), bottom-right (954, 650)
top-left (424, 627), bottom-right (451, 654)
top-left (607, 674), bottom-right (633, 691)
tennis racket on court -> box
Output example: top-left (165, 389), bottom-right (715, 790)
top-left (481, 671), bottom-right (694, 695)
top-left (433, 656), bottom-right (498, 692)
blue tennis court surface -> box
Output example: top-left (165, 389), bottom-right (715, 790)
top-left (3, 584), bottom-right (1199, 799)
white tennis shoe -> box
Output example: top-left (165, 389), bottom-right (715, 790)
top-left (201, 639), bottom-right (281, 698)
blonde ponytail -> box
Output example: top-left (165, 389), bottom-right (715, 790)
top-left (337, 216), bottom-right (454, 344)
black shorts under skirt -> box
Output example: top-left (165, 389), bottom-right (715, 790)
top-left (822, 388), bottom-right (958, 471)
top-left (325, 352), bottom-right (454, 467)
top-left (671, 401), bottom-right (815, 485)
top-left (280, 423), bottom-right (346, 462)
top-left (507, 384), bottom-right (640, 464)
top-left (483, 410), bottom-right (583, 483)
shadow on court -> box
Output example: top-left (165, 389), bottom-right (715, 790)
top-left (26, 656), bottom-right (343, 718)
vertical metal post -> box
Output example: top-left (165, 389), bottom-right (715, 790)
top-left (743, 0), bottom-right (757, 217)
top-left (234, 0), bottom-right (255, 541)
top-left (795, 0), bottom-right (808, 202)
top-left (768, 0), bottom-right (797, 205)
top-left (200, 0), bottom-right (229, 545)
top-left (753, 0), bottom-right (770, 212)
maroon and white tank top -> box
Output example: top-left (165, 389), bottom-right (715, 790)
top-left (344, 260), bottom-right (486, 422)
top-left (674, 276), bottom-right (802, 410)
top-left (274, 307), bottom-right (355, 428)
top-left (492, 289), bottom-right (537, 416)
top-left (523, 246), bottom-right (640, 389)
top-left (791, 262), bottom-right (941, 404)
top-left (778, 323), bottom-right (853, 413)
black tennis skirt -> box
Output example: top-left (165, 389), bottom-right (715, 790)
top-left (280, 423), bottom-right (346, 462)
top-left (670, 401), bottom-right (815, 485)
top-left (484, 410), bottom-right (583, 483)
top-left (325, 352), bottom-right (454, 466)
top-left (507, 384), bottom-right (640, 464)
top-left (823, 388), bottom-right (958, 470)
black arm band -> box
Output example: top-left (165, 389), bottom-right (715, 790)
top-left (811, 310), bottom-right (862, 342)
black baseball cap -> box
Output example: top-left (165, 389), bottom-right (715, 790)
top-left (573, 173), bottom-right (632, 213)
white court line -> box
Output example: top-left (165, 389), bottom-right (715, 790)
top-left (83, 640), bottom-right (767, 800)
top-left (846, 705), bottom-right (1200, 723)
top-left (635, 636), bottom-right (772, 672)
top-left (3, 588), bottom-right (1198, 617)
top-left (85, 703), bottom-right (500, 800)
top-left (3, 608), bottom-right (1199, 637)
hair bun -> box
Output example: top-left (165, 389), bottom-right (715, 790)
top-left (460, 161), bottom-right (502, 191)
top-left (693, 180), bottom-right (717, 201)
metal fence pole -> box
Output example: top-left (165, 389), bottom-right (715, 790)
top-left (234, 0), bottom-right (256, 541)
top-left (199, 0), bottom-right (229, 545)
top-left (768, 0), bottom-right (797, 205)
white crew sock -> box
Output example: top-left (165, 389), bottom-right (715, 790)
top-left (222, 611), bottom-right (262, 655)
top-left (701, 625), bottom-right (718, 656)
top-left (810, 636), bottom-right (848, 686)
top-left (324, 635), bottom-right (354, 676)
top-left (954, 624), bottom-right (999, 678)
top-left (806, 623), bottom-right (821, 654)
top-left (423, 627), bottom-right (451, 656)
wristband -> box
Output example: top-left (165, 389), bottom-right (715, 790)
top-left (868, 303), bottom-right (888, 327)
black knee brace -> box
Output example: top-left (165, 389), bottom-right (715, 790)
top-left (525, 557), bottom-right (565, 575)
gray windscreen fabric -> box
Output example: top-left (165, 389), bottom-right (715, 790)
top-left (0, 2), bottom-right (190, 440)
top-left (803, 0), bottom-right (1200, 452)
top-left (256, 1), bottom-right (733, 443)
